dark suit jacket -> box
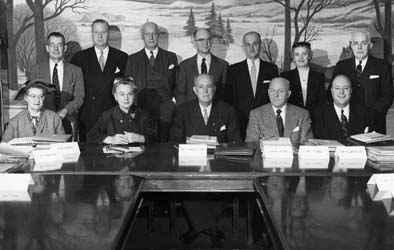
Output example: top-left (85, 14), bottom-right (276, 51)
top-left (224, 59), bottom-right (278, 139)
top-left (71, 46), bottom-right (128, 140)
top-left (29, 60), bottom-right (85, 123)
top-left (312, 103), bottom-right (368, 143)
top-left (169, 100), bottom-right (241, 143)
top-left (280, 68), bottom-right (327, 111)
top-left (330, 55), bottom-right (393, 133)
top-left (245, 103), bottom-right (313, 143)
top-left (175, 53), bottom-right (229, 105)
top-left (124, 48), bottom-right (178, 122)
top-left (87, 105), bottom-right (158, 144)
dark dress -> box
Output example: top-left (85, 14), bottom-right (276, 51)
top-left (87, 105), bottom-right (158, 143)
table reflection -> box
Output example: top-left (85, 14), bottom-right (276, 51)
top-left (0, 174), bottom-right (143, 250)
top-left (256, 176), bottom-right (394, 250)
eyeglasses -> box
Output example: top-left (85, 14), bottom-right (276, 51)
top-left (27, 94), bottom-right (45, 100)
top-left (195, 38), bottom-right (211, 43)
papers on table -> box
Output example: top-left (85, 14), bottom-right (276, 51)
top-left (178, 144), bottom-right (208, 166)
top-left (298, 146), bottom-right (330, 169)
top-left (260, 137), bottom-right (292, 149)
top-left (334, 146), bottom-right (367, 170)
top-left (367, 173), bottom-right (394, 215)
top-left (103, 145), bottom-right (143, 154)
top-left (307, 139), bottom-right (344, 152)
top-left (0, 174), bottom-right (32, 201)
top-left (186, 135), bottom-right (219, 149)
top-left (350, 131), bottom-right (393, 144)
top-left (367, 146), bottom-right (394, 163)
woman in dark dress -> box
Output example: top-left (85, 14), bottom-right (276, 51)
top-left (87, 77), bottom-right (157, 144)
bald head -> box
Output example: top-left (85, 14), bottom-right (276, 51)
top-left (331, 74), bottom-right (352, 108)
top-left (141, 22), bottom-right (159, 50)
top-left (268, 77), bottom-right (291, 108)
top-left (350, 30), bottom-right (372, 61)
top-left (193, 74), bottom-right (216, 107)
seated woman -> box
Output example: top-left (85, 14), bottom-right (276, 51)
top-left (2, 79), bottom-right (65, 142)
top-left (87, 77), bottom-right (157, 144)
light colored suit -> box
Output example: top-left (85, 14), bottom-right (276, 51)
top-left (29, 60), bottom-right (85, 123)
top-left (245, 103), bottom-right (313, 142)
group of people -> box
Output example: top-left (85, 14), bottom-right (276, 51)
top-left (2, 19), bottom-right (392, 146)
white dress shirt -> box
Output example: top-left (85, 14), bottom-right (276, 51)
top-left (145, 47), bottom-right (159, 59)
top-left (246, 58), bottom-right (260, 83)
top-left (355, 57), bottom-right (368, 72)
top-left (197, 53), bottom-right (211, 74)
top-left (94, 46), bottom-right (109, 67)
top-left (199, 103), bottom-right (212, 121)
top-left (297, 67), bottom-right (309, 106)
top-left (272, 104), bottom-right (287, 126)
top-left (333, 104), bottom-right (350, 121)
top-left (49, 59), bottom-right (64, 90)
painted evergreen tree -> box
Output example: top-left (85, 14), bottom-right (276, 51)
top-left (224, 18), bottom-right (234, 44)
top-left (205, 2), bottom-right (218, 35)
top-left (183, 8), bottom-right (198, 36)
top-left (216, 12), bottom-right (225, 37)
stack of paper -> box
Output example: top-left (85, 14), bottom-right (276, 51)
top-left (367, 173), bottom-right (394, 216)
top-left (307, 139), bottom-right (344, 152)
top-left (260, 137), bottom-right (292, 150)
top-left (350, 132), bottom-right (393, 144)
top-left (186, 135), bottom-right (219, 149)
top-left (367, 146), bottom-right (394, 162)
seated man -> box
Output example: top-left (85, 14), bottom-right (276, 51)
top-left (169, 73), bottom-right (241, 143)
top-left (245, 77), bottom-right (313, 142)
top-left (87, 77), bottom-right (158, 144)
top-left (2, 79), bottom-right (64, 142)
top-left (312, 75), bottom-right (368, 142)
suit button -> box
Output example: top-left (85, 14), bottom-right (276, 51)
top-left (92, 96), bottom-right (95, 101)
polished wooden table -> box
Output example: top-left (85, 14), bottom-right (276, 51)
top-left (0, 174), bottom-right (144, 250)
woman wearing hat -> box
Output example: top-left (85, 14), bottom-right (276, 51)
top-left (87, 77), bottom-right (157, 144)
top-left (2, 80), bottom-right (65, 142)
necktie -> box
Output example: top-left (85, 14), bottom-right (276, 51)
top-left (203, 108), bottom-right (208, 125)
top-left (250, 60), bottom-right (257, 97)
top-left (149, 51), bottom-right (155, 67)
top-left (52, 63), bottom-right (61, 109)
top-left (201, 58), bottom-right (207, 74)
top-left (99, 49), bottom-right (105, 71)
top-left (31, 115), bottom-right (40, 135)
top-left (340, 109), bottom-right (349, 137)
top-left (276, 109), bottom-right (284, 137)
top-left (356, 60), bottom-right (362, 79)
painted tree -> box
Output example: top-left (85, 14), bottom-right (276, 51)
top-left (274, 0), bottom-right (346, 70)
top-left (183, 8), bottom-right (197, 36)
top-left (223, 17), bottom-right (234, 44)
top-left (205, 2), bottom-right (218, 35)
top-left (6, 0), bottom-right (86, 90)
top-left (216, 12), bottom-right (225, 37)
top-left (0, 0), bottom-right (7, 69)
top-left (261, 27), bottom-right (278, 64)
top-left (372, 0), bottom-right (392, 63)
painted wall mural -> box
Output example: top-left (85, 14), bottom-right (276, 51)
top-left (0, 0), bottom-right (393, 125)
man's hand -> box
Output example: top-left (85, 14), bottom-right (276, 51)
top-left (103, 134), bottom-right (129, 145)
top-left (57, 109), bottom-right (68, 119)
top-left (125, 132), bottom-right (145, 143)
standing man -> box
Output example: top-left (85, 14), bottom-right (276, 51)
top-left (312, 75), bottom-right (368, 143)
top-left (125, 22), bottom-right (177, 142)
top-left (71, 19), bottom-right (128, 141)
top-left (29, 32), bottom-right (84, 140)
top-left (175, 28), bottom-right (229, 105)
top-left (245, 77), bottom-right (313, 142)
top-left (330, 30), bottom-right (393, 134)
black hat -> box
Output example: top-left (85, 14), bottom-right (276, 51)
top-left (14, 79), bottom-right (57, 101)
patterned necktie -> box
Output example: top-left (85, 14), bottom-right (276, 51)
top-left (31, 115), bottom-right (40, 135)
top-left (52, 63), bottom-right (61, 109)
top-left (356, 60), bottom-right (362, 79)
top-left (201, 58), bottom-right (207, 74)
top-left (99, 49), bottom-right (105, 71)
top-left (250, 60), bottom-right (257, 97)
top-left (341, 109), bottom-right (349, 137)
top-left (276, 109), bottom-right (284, 137)
top-left (203, 108), bottom-right (208, 125)
top-left (149, 51), bottom-right (155, 67)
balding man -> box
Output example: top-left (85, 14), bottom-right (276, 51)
top-left (175, 28), bottom-right (229, 105)
top-left (330, 30), bottom-right (393, 134)
top-left (224, 31), bottom-right (278, 139)
top-left (125, 22), bottom-right (178, 142)
top-left (312, 75), bottom-right (368, 142)
top-left (169, 74), bottom-right (241, 143)
top-left (245, 77), bottom-right (313, 142)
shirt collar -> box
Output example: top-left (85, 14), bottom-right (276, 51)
top-left (333, 103), bottom-right (350, 113)
top-left (199, 102), bottom-right (212, 114)
top-left (49, 58), bottom-right (64, 68)
top-left (271, 104), bottom-right (287, 114)
top-left (145, 47), bottom-right (159, 58)
top-left (355, 56), bottom-right (368, 67)
top-left (247, 58), bottom-right (260, 67)
top-left (197, 53), bottom-right (211, 65)
top-left (94, 46), bottom-right (109, 55)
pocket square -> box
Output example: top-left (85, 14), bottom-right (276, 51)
top-left (115, 67), bottom-right (120, 73)
top-left (71, 82), bottom-right (75, 86)
top-left (220, 125), bottom-right (226, 131)
top-left (263, 80), bottom-right (270, 84)
top-left (168, 64), bottom-right (175, 69)
top-left (370, 75), bottom-right (379, 79)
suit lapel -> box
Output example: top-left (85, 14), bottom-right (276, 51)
top-left (137, 49), bottom-right (147, 88)
top-left (191, 54), bottom-right (199, 76)
top-left (329, 104), bottom-right (345, 137)
top-left (361, 56), bottom-right (375, 85)
top-left (255, 59), bottom-right (265, 101)
top-left (191, 101), bottom-right (206, 130)
top-left (89, 47), bottom-right (102, 73)
top-left (208, 54), bottom-right (218, 77)
top-left (306, 69), bottom-right (314, 107)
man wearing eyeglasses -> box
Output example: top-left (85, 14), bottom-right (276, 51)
top-left (29, 32), bottom-right (84, 140)
top-left (71, 19), bottom-right (128, 141)
top-left (125, 22), bottom-right (177, 142)
top-left (312, 75), bottom-right (368, 142)
top-left (169, 74), bottom-right (241, 143)
top-left (245, 77), bottom-right (313, 142)
top-left (175, 28), bottom-right (229, 105)
top-left (329, 30), bottom-right (393, 134)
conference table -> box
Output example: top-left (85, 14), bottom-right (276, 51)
top-left (2, 142), bottom-right (394, 249)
